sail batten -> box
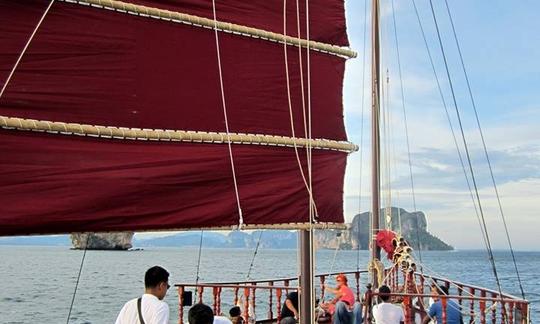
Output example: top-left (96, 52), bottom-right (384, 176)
top-left (59, 0), bottom-right (356, 59)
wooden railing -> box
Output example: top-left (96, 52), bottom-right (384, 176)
top-left (175, 268), bottom-right (529, 324)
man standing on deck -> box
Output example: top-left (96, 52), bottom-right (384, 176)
top-left (422, 285), bottom-right (463, 324)
top-left (115, 265), bottom-right (170, 324)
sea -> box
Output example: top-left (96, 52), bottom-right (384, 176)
top-left (0, 246), bottom-right (538, 323)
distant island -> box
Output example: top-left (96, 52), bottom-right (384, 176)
top-left (0, 207), bottom-right (452, 251)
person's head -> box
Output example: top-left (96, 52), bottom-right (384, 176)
top-left (188, 303), bottom-right (214, 324)
top-left (437, 285), bottom-right (449, 296)
top-left (144, 266), bottom-right (170, 300)
top-left (229, 306), bottom-right (241, 318)
top-left (378, 285), bottom-right (391, 302)
top-left (336, 273), bottom-right (348, 287)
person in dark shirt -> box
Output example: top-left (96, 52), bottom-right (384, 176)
top-left (229, 306), bottom-right (244, 324)
top-left (280, 291), bottom-right (299, 324)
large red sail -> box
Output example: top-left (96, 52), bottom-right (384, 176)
top-left (0, 0), bottom-right (354, 235)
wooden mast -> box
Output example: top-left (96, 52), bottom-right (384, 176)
top-left (370, 0), bottom-right (382, 288)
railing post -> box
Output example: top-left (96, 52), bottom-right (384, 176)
top-left (178, 286), bottom-right (185, 324)
top-left (355, 271), bottom-right (361, 302)
top-left (251, 284), bottom-right (257, 321)
top-left (469, 288), bottom-right (476, 324)
top-left (457, 284), bottom-right (464, 307)
top-left (243, 287), bottom-right (250, 322)
top-left (320, 275), bottom-right (326, 303)
top-left (363, 284), bottom-right (373, 324)
top-left (403, 295), bottom-right (413, 324)
top-left (217, 287), bottom-right (222, 315)
top-left (213, 287), bottom-right (219, 314)
top-left (197, 286), bottom-right (204, 304)
top-left (276, 288), bottom-right (283, 323)
top-left (234, 287), bottom-right (239, 306)
top-left (268, 282), bottom-right (274, 320)
top-left (442, 296), bottom-right (447, 324)
top-left (480, 291), bottom-right (486, 324)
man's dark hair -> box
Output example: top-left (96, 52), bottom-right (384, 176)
top-left (378, 285), bottom-right (391, 302)
top-left (144, 266), bottom-right (169, 288)
top-left (437, 285), bottom-right (449, 296)
top-left (188, 303), bottom-right (214, 324)
top-left (229, 306), bottom-right (241, 317)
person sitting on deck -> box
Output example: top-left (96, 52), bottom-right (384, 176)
top-left (115, 265), bottom-right (170, 324)
top-left (229, 306), bottom-right (244, 324)
top-left (321, 274), bottom-right (363, 324)
top-left (280, 291), bottom-right (299, 324)
top-left (372, 285), bottom-right (404, 324)
top-left (422, 285), bottom-right (463, 324)
top-left (189, 303), bottom-right (214, 324)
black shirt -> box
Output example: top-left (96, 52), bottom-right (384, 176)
top-left (281, 291), bottom-right (299, 319)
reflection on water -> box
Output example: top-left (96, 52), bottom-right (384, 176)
top-left (0, 246), bottom-right (537, 323)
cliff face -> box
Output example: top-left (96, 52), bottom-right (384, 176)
top-left (70, 232), bottom-right (134, 250)
top-left (316, 207), bottom-right (453, 251)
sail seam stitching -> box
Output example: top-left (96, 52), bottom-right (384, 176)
top-left (59, 0), bottom-right (357, 59)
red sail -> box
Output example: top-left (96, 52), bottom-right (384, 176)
top-left (0, 0), bottom-right (352, 235)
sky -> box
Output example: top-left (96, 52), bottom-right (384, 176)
top-left (342, 0), bottom-right (540, 250)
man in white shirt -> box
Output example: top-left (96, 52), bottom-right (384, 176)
top-left (372, 285), bottom-right (405, 324)
top-left (115, 266), bottom-right (170, 324)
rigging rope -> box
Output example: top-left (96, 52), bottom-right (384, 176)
top-left (390, 0), bottom-right (422, 262)
top-left (410, 0), bottom-right (489, 253)
top-left (195, 230), bottom-right (204, 284)
top-left (66, 233), bottom-right (90, 324)
top-left (356, 0), bottom-right (368, 271)
top-left (443, 0), bottom-right (525, 300)
top-left (427, 1), bottom-right (507, 317)
top-left (211, 0), bottom-right (244, 228)
top-left (0, 0), bottom-right (56, 100)
top-left (282, 0), bottom-right (318, 215)
top-left (246, 231), bottom-right (264, 281)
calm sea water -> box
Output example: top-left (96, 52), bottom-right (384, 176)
top-left (0, 246), bottom-right (537, 323)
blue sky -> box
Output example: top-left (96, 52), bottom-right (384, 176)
top-left (342, 0), bottom-right (540, 250)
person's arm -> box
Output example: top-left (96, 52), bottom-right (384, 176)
top-left (422, 303), bottom-right (437, 324)
top-left (285, 298), bottom-right (299, 319)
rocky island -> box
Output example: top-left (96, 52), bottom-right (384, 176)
top-left (70, 232), bottom-right (134, 250)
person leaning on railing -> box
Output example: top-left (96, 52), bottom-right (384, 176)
top-left (421, 285), bottom-right (463, 324)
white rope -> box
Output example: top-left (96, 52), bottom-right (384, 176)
top-left (282, 0), bottom-right (318, 216)
top-left (295, 0), bottom-right (313, 214)
top-left (211, 0), bottom-right (243, 227)
top-left (0, 0), bottom-right (57, 101)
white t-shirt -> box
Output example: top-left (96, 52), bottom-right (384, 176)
top-left (214, 316), bottom-right (233, 324)
top-left (373, 302), bottom-right (405, 324)
top-left (115, 293), bottom-right (169, 324)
